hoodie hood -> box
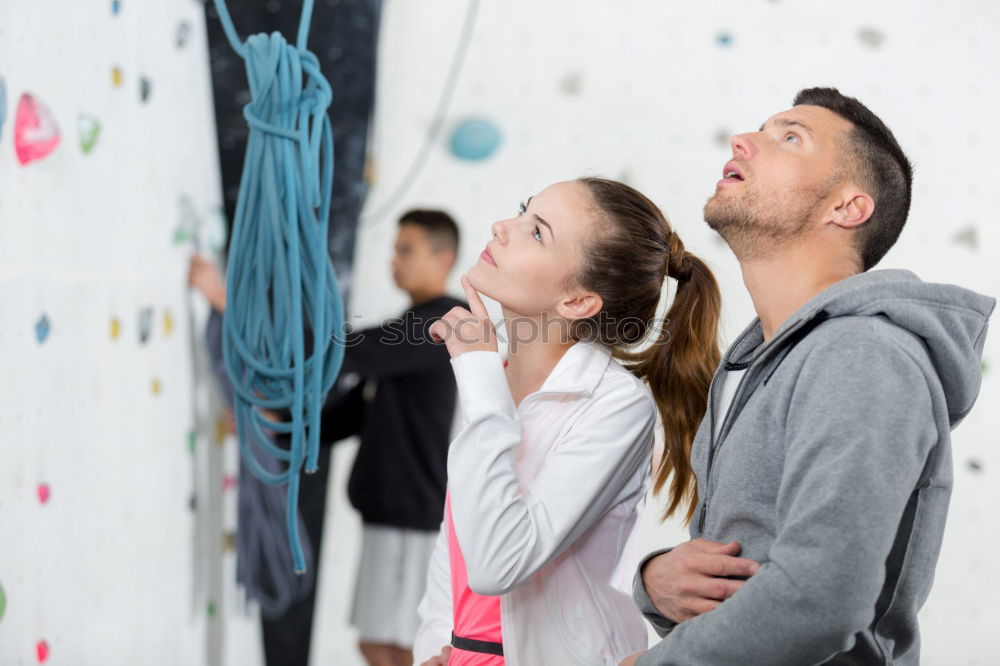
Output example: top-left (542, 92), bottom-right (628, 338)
top-left (767, 269), bottom-right (995, 427)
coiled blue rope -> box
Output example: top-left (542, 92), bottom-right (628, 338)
top-left (214, 0), bottom-right (344, 574)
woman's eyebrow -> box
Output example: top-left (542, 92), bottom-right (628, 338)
top-left (525, 196), bottom-right (554, 241)
top-left (536, 216), bottom-right (554, 241)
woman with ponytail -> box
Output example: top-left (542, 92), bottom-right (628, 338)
top-left (413, 178), bottom-right (721, 666)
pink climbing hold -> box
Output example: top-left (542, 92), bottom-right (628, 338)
top-left (36, 640), bottom-right (49, 662)
top-left (15, 93), bottom-right (61, 165)
top-left (37, 483), bottom-right (50, 504)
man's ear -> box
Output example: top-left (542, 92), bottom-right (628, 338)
top-left (831, 190), bottom-right (875, 231)
top-left (437, 250), bottom-right (457, 274)
top-left (557, 291), bottom-right (602, 321)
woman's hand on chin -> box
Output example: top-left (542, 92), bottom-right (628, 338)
top-left (429, 274), bottom-right (499, 358)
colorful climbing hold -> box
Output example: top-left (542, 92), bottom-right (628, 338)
top-left (207, 601), bottom-right (217, 618)
top-left (952, 226), bottom-right (978, 251)
top-left (223, 531), bottom-right (236, 552)
top-left (77, 114), bottom-right (101, 154)
top-left (111, 0), bottom-right (121, 15)
top-left (222, 474), bottom-right (237, 492)
top-left (448, 118), bottom-right (502, 162)
top-left (176, 21), bottom-right (192, 49)
top-left (111, 66), bottom-right (123, 88)
top-left (140, 76), bottom-right (152, 103)
top-left (15, 94), bottom-right (61, 166)
top-left (37, 483), bottom-right (50, 505)
top-left (36, 640), bottom-right (49, 663)
top-left (363, 157), bottom-right (378, 186)
top-left (109, 317), bottom-right (121, 340)
top-left (187, 430), bottom-right (197, 454)
top-left (716, 32), bottom-right (734, 47)
top-left (173, 195), bottom-right (199, 245)
top-left (163, 309), bottom-right (175, 337)
top-left (0, 580), bottom-right (6, 623)
top-left (214, 417), bottom-right (228, 445)
top-left (203, 205), bottom-right (229, 253)
top-left (151, 378), bottom-right (162, 395)
top-left (188, 494), bottom-right (197, 511)
top-left (138, 307), bottom-right (153, 344)
top-left (858, 28), bottom-right (885, 49)
top-left (559, 72), bottom-right (583, 96)
top-left (35, 314), bottom-right (51, 344)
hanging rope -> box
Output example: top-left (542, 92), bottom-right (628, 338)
top-left (214, 0), bottom-right (344, 574)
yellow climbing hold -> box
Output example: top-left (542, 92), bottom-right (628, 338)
top-left (151, 378), bottom-right (162, 395)
top-left (214, 418), bottom-right (227, 445)
top-left (110, 317), bottom-right (121, 340)
top-left (163, 309), bottom-right (174, 337)
top-left (112, 66), bottom-right (123, 88)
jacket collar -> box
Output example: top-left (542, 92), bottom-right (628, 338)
top-left (501, 340), bottom-right (612, 397)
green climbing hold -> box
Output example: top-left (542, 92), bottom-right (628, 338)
top-left (78, 114), bottom-right (101, 154)
top-left (207, 601), bottom-right (216, 617)
top-left (0, 580), bottom-right (6, 623)
top-left (187, 431), bottom-right (196, 454)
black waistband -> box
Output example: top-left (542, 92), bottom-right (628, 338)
top-left (451, 631), bottom-right (504, 656)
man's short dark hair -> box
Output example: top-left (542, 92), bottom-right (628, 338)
top-left (793, 87), bottom-right (913, 271)
top-left (399, 209), bottom-right (460, 255)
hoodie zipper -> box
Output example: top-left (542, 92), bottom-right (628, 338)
top-left (697, 324), bottom-right (758, 532)
top-left (696, 319), bottom-right (808, 533)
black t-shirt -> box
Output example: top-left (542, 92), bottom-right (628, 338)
top-left (321, 295), bottom-right (466, 531)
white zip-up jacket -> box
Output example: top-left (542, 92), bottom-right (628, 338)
top-left (414, 340), bottom-right (656, 665)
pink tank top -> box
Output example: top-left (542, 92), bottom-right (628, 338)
top-left (446, 492), bottom-right (505, 665)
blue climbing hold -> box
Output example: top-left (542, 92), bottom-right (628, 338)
top-left (35, 314), bottom-right (50, 344)
top-left (449, 117), bottom-right (502, 161)
top-left (112, 0), bottom-right (121, 15)
top-left (716, 32), bottom-right (733, 47)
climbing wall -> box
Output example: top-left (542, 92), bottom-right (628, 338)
top-left (321, 0), bottom-right (999, 663)
top-left (0, 1), bottom-right (229, 664)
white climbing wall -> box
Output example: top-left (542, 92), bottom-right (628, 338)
top-left (0, 1), bottom-right (229, 664)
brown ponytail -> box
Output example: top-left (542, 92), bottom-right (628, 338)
top-left (573, 178), bottom-right (722, 523)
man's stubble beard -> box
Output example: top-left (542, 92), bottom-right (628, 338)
top-left (703, 182), bottom-right (830, 261)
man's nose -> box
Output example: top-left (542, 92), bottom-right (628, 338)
top-left (730, 133), bottom-right (757, 160)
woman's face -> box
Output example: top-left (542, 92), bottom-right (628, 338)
top-left (467, 180), bottom-right (601, 318)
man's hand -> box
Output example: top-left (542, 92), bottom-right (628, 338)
top-left (188, 253), bottom-right (227, 311)
top-left (429, 275), bottom-right (497, 358)
top-left (642, 538), bottom-right (759, 623)
top-left (420, 645), bottom-right (452, 666)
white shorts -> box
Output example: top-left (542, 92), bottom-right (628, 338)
top-left (350, 523), bottom-right (438, 648)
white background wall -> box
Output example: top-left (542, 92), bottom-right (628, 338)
top-left (0, 1), bottom-right (225, 664)
top-left (1, 1), bottom-right (997, 665)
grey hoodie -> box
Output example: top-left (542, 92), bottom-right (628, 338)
top-left (635, 269), bottom-right (995, 665)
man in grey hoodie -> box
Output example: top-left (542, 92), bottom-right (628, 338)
top-left (624, 88), bottom-right (995, 665)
